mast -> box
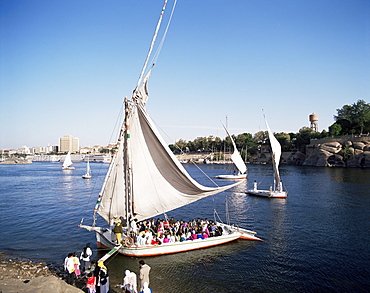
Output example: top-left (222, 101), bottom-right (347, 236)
top-left (124, 98), bottom-right (133, 226)
top-left (135, 0), bottom-right (168, 92)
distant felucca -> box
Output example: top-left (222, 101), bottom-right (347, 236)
top-left (215, 123), bottom-right (247, 180)
top-left (82, 157), bottom-right (91, 179)
top-left (62, 152), bottom-right (75, 170)
top-left (246, 113), bottom-right (287, 198)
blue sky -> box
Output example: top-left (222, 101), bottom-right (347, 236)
top-left (1, 0), bottom-right (369, 149)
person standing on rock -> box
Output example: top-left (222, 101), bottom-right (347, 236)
top-left (64, 253), bottom-right (75, 285)
top-left (96, 261), bottom-right (109, 293)
top-left (139, 260), bottom-right (151, 292)
top-left (80, 243), bottom-right (92, 273)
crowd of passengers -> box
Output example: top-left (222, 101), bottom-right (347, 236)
top-left (115, 217), bottom-right (225, 246)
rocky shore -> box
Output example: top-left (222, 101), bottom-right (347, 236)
top-left (0, 157), bottom-right (32, 165)
top-left (0, 252), bottom-right (83, 293)
top-left (303, 136), bottom-right (370, 167)
top-left (0, 252), bottom-right (124, 293)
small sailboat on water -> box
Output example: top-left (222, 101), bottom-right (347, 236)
top-left (82, 157), bottom-right (92, 179)
top-left (215, 123), bottom-right (247, 179)
top-left (79, 1), bottom-right (261, 257)
top-left (62, 152), bottom-right (75, 170)
top-left (246, 113), bottom-right (287, 198)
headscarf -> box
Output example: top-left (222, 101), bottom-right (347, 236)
top-left (98, 261), bottom-right (107, 271)
top-left (123, 270), bottom-right (131, 285)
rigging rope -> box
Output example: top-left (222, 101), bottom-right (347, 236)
top-left (149, 0), bottom-right (178, 71)
top-left (189, 161), bottom-right (220, 188)
top-left (136, 0), bottom-right (170, 90)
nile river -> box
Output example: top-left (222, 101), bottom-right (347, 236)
top-left (0, 162), bottom-right (369, 292)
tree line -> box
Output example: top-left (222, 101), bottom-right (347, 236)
top-left (169, 99), bottom-right (370, 158)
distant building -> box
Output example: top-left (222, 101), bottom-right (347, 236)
top-left (52, 145), bottom-right (59, 153)
top-left (59, 135), bottom-right (79, 153)
top-left (309, 113), bottom-right (319, 132)
top-left (31, 146), bottom-right (46, 154)
top-left (17, 146), bottom-right (31, 155)
top-left (45, 144), bottom-right (55, 154)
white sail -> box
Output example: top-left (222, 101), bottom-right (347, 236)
top-left (82, 158), bottom-right (92, 179)
top-left (264, 116), bottom-right (281, 190)
top-left (87, 160), bottom-right (91, 175)
top-left (62, 152), bottom-right (73, 169)
top-left (98, 92), bottom-right (242, 224)
top-left (222, 124), bottom-right (247, 175)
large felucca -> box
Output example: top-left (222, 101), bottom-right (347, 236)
top-left (80, 0), bottom-right (261, 257)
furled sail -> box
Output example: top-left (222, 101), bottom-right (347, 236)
top-left (222, 124), bottom-right (247, 175)
top-left (264, 116), bottom-right (281, 190)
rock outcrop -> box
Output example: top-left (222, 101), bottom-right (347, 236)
top-left (303, 137), bottom-right (370, 167)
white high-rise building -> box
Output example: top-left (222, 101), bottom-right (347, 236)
top-left (59, 135), bottom-right (79, 153)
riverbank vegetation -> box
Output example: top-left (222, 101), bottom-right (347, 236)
top-left (169, 100), bottom-right (370, 157)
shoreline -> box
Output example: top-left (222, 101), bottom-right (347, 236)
top-left (0, 251), bottom-right (119, 293)
top-left (0, 251), bottom-right (83, 292)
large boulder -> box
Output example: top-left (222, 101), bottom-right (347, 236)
top-left (327, 154), bottom-right (346, 167)
top-left (320, 142), bottom-right (342, 154)
top-left (353, 142), bottom-right (366, 150)
top-left (344, 140), bottom-right (353, 147)
top-left (316, 149), bottom-right (332, 167)
top-left (363, 143), bottom-right (370, 151)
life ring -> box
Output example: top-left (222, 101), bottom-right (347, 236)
top-left (123, 237), bottom-right (134, 247)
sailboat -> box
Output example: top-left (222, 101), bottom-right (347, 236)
top-left (215, 123), bottom-right (247, 179)
top-left (246, 113), bottom-right (287, 198)
top-left (82, 156), bottom-right (92, 179)
top-left (62, 152), bottom-right (75, 170)
top-left (79, 1), bottom-right (261, 257)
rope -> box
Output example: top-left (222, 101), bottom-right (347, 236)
top-left (149, 0), bottom-right (178, 69)
top-left (213, 209), bottom-right (224, 224)
top-left (190, 161), bottom-right (220, 188)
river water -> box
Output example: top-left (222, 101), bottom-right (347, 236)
top-left (0, 162), bottom-right (369, 292)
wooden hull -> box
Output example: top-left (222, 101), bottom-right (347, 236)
top-left (62, 167), bottom-right (75, 170)
top-left (91, 224), bottom-right (261, 257)
top-left (82, 174), bottom-right (91, 179)
top-left (246, 189), bottom-right (287, 198)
